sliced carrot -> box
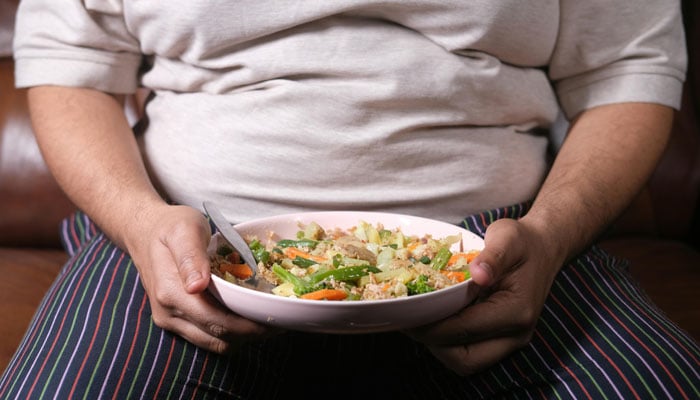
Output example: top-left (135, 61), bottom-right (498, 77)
top-left (283, 247), bottom-right (327, 263)
top-left (407, 241), bottom-right (422, 253)
top-left (226, 252), bottom-right (242, 264)
top-left (300, 289), bottom-right (348, 301)
top-left (441, 270), bottom-right (468, 283)
top-left (218, 263), bottom-right (253, 279)
top-left (447, 250), bottom-right (481, 266)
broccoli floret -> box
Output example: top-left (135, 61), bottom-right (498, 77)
top-left (407, 275), bottom-right (435, 296)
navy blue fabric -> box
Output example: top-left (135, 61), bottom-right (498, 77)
top-left (1, 204), bottom-right (699, 399)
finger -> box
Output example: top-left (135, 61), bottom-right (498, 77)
top-left (192, 289), bottom-right (281, 341)
top-left (406, 290), bottom-right (532, 345)
top-left (169, 314), bottom-right (249, 354)
top-left (470, 219), bottom-right (525, 287)
top-left (170, 310), bottom-right (275, 354)
top-left (427, 335), bottom-right (528, 376)
top-left (150, 289), bottom-right (279, 352)
top-left (151, 272), bottom-right (278, 340)
top-left (164, 212), bottom-right (213, 293)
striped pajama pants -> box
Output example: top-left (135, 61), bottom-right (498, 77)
top-left (1, 204), bottom-right (699, 399)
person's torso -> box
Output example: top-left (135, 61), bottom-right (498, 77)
top-left (126, 0), bottom-right (559, 222)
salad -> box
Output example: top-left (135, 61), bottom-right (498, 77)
top-left (210, 220), bottom-right (480, 301)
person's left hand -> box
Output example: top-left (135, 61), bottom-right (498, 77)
top-left (405, 217), bottom-right (564, 375)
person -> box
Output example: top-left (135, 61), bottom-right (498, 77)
top-left (2, 1), bottom-right (699, 398)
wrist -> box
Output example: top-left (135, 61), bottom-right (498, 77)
top-left (113, 196), bottom-right (171, 253)
top-left (518, 208), bottom-right (575, 271)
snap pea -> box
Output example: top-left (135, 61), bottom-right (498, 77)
top-left (272, 264), bottom-right (310, 294)
top-left (309, 265), bottom-right (381, 285)
top-left (275, 239), bottom-right (319, 249)
top-left (431, 247), bottom-right (452, 270)
top-left (292, 256), bottom-right (317, 268)
top-left (249, 239), bottom-right (270, 264)
top-left (378, 229), bottom-right (393, 242)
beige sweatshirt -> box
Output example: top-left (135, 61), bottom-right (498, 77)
top-left (13, 0), bottom-right (687, 223)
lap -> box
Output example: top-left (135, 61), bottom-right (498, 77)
top-left (1, 208), bottom-right (698, 400)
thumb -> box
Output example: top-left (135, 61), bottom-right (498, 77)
top-left (174, 248), bottom-right (211, 294)
top-left (469, 219), bottom-right (522, 287)
top-left (165, 212), bottom-right (213, 294)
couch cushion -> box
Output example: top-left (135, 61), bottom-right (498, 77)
top-left (0, 248), bottom-right (66, 372)
top-left (599, 237), bottom-right (700, 341)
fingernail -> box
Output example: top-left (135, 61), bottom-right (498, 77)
top-left (186, 271), bottom-right (203, 288)
top-left (475, 262), bottom-right (493, 279)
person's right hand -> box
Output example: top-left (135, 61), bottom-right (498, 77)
top-left (123, 203), bottom-right (278, 354)
top-left (26, 86), bottom-right (278, 353)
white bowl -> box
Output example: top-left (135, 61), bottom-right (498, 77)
top-left (207, 211), bottom-right (484, 334)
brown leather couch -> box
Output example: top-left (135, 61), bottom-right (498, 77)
top-left (1, 1), bottom-right (699, 374)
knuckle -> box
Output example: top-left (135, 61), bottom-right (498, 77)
top-left (208, 322), bottom-right (226, 338)
top-left (153, 290), bottom-right (177, 307)
top-left (512, 310), bottom-right (537, 332)
top-left (488, 246), bottom-right (507, 263)
top-left (169, 217), bottom-right (192, 236)
top-left (150, 313), bottom-right (170, 330)
top-left (178, 252), bottom-right (198, 270)
top-left (521, 331), bottom-right (535, 346)
top-left (453, 346), bottom-right (479, 376)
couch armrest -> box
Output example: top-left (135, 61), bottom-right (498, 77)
top-left (0, 58), bottom-right (76, 248)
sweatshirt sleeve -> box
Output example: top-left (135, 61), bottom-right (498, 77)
top-left (549, 0), bottom-right (687, 119)
top-left (13, 0), bottom-right (142, 94)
